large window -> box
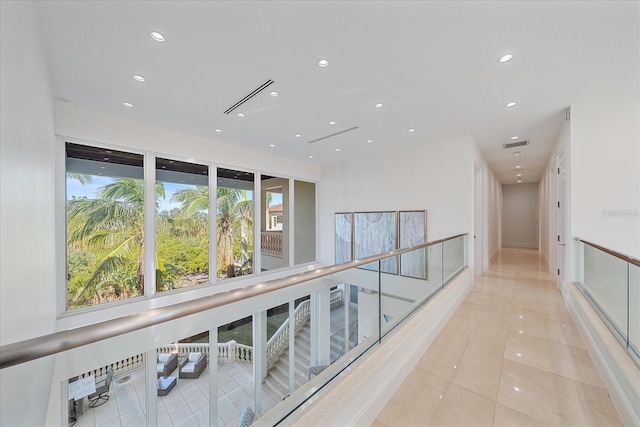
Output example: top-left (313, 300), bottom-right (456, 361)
top-left (65, 142), bottom-right (315, 310)
top-left (66, 143), bottom-right (144, 309)
top-left (155, 158), bottom-right (209, 292)
top-left (261, 175), bottom-right (289, 271)
top-left (216, 168), bottom-right (254, 279)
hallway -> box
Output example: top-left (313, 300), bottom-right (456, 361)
top-left (374, 248), bottom-right (623, 426)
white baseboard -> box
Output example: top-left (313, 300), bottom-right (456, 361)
top-left (279, 268), bottom-right (474, 427)
top-left (565, 283), bottom-right (640, 427)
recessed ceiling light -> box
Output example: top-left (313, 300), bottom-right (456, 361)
top-left (100, 166), bottom-right (106, 169)
top-left (505, 101), bottom-right (517, 107)
top-left (318, 59), bottom-right (329, 67)
top-left (329, 121), bottom-right (336, 125)
top-left (269, 144), bottom-right (275, 147)
top-left (511, 136), bottom-right (519, 140)
top-left (516, 173), bottom-right (522, 177)
top-left (335, 148), bottom-right (341, 152)
top-left (133, 75), bottom-right (145, 82)
top-left (270, 91), bottom-right (279, 97)
top-left (514, 152), bottom-right (520, 156)
top-left (103, 157), bottom-right (109, 161)
top-left (215, 128), bottom-right (222, 133)
top-left (367, 139), bottom-right (373, 143)
top-left (123, 102), bottom-right (133, 107)
top-left (515, 165), bottom-right (522, 169)
top-left (295, 134), bottom-right (302, 138)
top-left (375, 103), bottom-right (384, 109)
top-left (498, 53), bottom-right (514, 63)
top-left (237, 112), bottom-right (245, 118)
top-left (308, 155), bottom-right (314, 159)
top-left (408, 128), bottom-right (415, 133)
top-left (517, 179), bottom-right (523, 183)
top-left (151, 31), bottom-right (165, 42)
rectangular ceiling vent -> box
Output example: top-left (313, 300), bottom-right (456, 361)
top-left (224, 79), bottom-right (274, 114)
top-left (503, 140), bottom-right (529, 149)
top-left (307, 126), bottom-right (359, 144)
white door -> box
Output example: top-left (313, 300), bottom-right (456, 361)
top-left (556, 149), bottom-right (567, 284)
top-left (474, 164), bottom-right (483, 274)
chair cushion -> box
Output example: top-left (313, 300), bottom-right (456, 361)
top-left (157, 363), bottom-right (165, 372)
top-left (188, 352), bottom-right (202, 362)
top-left (182, 362), bottom-right (195, 373)
top-left (158, 353), bottom-right (172, 363)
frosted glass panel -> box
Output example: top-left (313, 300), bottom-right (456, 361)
top-left (399, 211), bottom-right (427, 279)
top-left (354, 212), bottom-right (397, 274)
top-left (583, 245), bottom-right (628, 337)
top-left (335, 213), bottom-right (352, 264)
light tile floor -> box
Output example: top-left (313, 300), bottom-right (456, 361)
top-left (74, 361), bottom-right (256, 427)
top-left (374, 247), bottom-right (623, 427)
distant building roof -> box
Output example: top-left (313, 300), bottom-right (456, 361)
top-left (268, 204), bottom-right (283, 213)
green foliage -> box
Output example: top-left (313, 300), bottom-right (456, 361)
top-left (66, 175), bottom-right (256, 310)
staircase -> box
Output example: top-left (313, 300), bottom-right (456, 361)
top-left (263, 323), bottom-right (312, 400)
top-left (262, 321), bottom-right (358, 401)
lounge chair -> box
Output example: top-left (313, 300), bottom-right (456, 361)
top-left (88, 367), bottom-right (114, 407)
top-left (157, 353), bottom-right (178, 378)
top-left (179, 352), bottom-right (207, 379)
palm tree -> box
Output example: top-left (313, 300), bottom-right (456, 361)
top-left (67, 178), bottom-right (165, 302)
top-left (171, 185), bottom-right (253, 278)
top-left (215, 188), bottom-right (253, 278)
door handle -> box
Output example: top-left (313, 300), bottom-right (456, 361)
top-left (559, 243), bottom-right (566, 246)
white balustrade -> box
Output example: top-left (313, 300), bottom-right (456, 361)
top-left (80, 289), bottom-right (343, 380)
top-left (261, 231), bottom-right (283, 257)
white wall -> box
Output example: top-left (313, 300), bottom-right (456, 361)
top-left (294, 180), bottom-right (316, 265)
top-left (55, 102), bottom-right (321, 183)
top-left (486, 167), bottom-right (502, 264)
top-left (472, 145), bottom-right (502, 270)
top-left (539, 166), bottom-right (550, 268)
top-left (502, 183), bottom-right (539, 249)
top-left (570, 94), bottom-right (640, 260)
top-left (318, 137), bottom-right (476, 266)
top-left (0, 2), bottom-right (58, 425)
top-left (543, 118), bottom-right (570, 276)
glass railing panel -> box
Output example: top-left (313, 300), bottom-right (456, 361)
top-left (28, 235), bottom-right (468, 427)
top-left (68, 355), bottom-right (146, 426)
top-left (333, 259), bottom-right (380, 347)
top-left (292, 294), bottom-right (313, 393)
top-left (629, 263), bottom-right (639, 358)
top-left (583, 244), bottom-right (629, 339)
top-left (329, 284), bottom-right (356, 364)
top-left (217, 316), bottom-right (254, 427)
top-left (157, 331), bottom-right (210, 426)
top-left (443, 235), bottom-right (465, 284)
top-left (261, 302), bottom-right (292, 412)
top-left (428, 241), bottom-right (444, 289)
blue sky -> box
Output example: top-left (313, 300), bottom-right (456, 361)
top-left (67, 176), bottom-right (272, 212)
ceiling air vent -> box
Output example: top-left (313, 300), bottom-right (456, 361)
top-left (223, 79), bottom-right (274, 114)
top-left (503, 140), bottom-right (529, 149)
top-left (307, 126), bottom-right (359, 144)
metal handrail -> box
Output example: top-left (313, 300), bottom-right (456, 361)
top-left (0, 233), bottom-right (466, 369)
top-left (577, 238), bottom-right (640, 268)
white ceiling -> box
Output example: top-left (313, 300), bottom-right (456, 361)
top-left (34, 1), bottom-right (639, 184)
